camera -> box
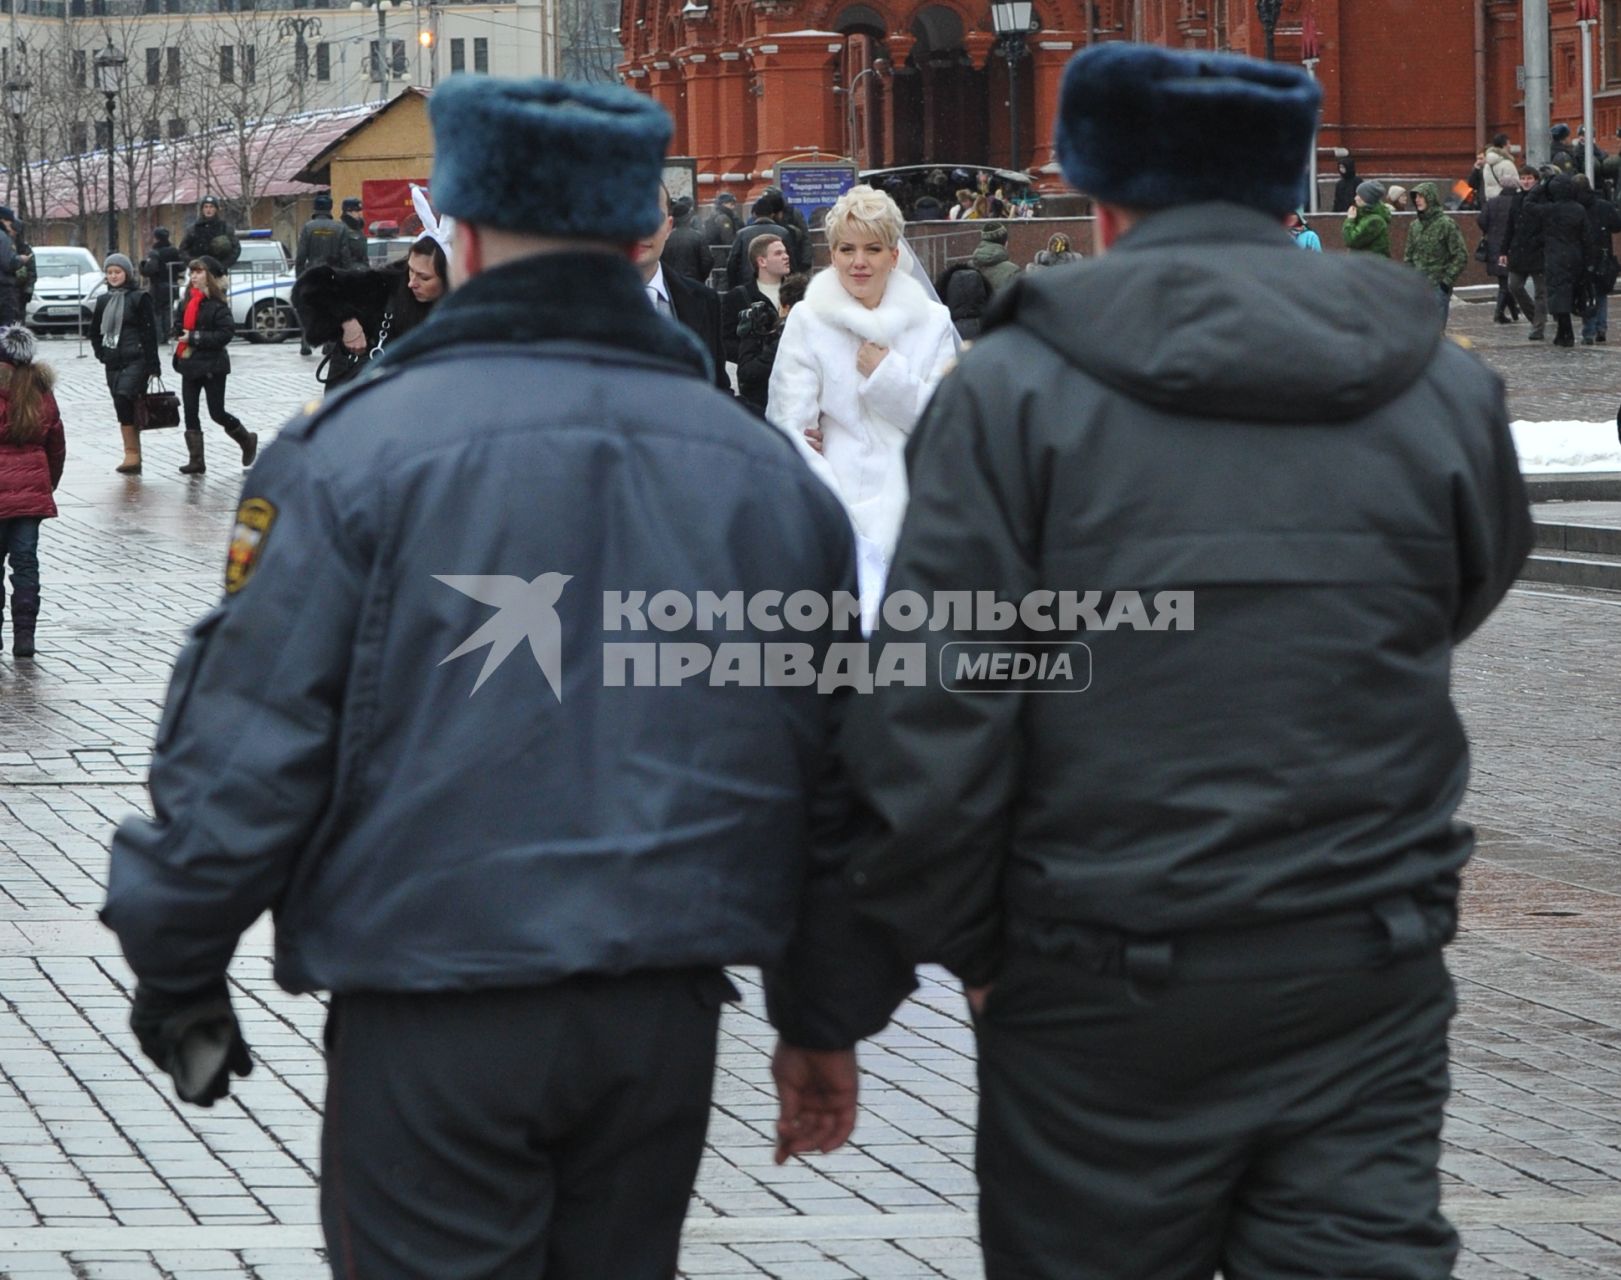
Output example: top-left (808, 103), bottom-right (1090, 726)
top-left (736, 300), bottom-right (779, 340)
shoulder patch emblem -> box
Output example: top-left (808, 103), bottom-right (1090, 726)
top-left (225, 497), bottom-right (277, 595)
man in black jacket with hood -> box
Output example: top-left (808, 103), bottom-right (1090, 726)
top-left (838, 43), bottom-right (1531, 1280)
top-left (180, 196), bottom-right (241, 271)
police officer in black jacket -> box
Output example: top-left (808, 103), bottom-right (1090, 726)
top-left (839, 45), bottom-right (1531, 1280)
top-left (104, 75), bottom-right (908, 1279)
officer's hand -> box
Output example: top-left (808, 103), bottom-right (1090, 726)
top-left (130, 981), bottom-right (254, 1107)
top-left (771, 1041), bottom-right (858, 1164)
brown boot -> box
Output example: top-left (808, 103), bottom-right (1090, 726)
top-left (179, 430), bottom-right (206, 475)
top-left (116, 423), bottom-right (142, 475)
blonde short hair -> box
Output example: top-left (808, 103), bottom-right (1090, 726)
top-left (824, 184), bottom-right (905, 251)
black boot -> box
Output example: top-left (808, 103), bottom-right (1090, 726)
top-left (222, 419), bottom-right (258, 467)
top-left (12, 588), bottom-right (38, 657)
top-left (179, 430), bottom-right (206, 475)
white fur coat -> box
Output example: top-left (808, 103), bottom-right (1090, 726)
top-left (767, 267), bottom-right (958, 567)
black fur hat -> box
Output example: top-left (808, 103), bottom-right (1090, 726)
top-left (1056, 44), bottom-right (1321, 214)
top-left (428, 76), bottom-right (671, 241)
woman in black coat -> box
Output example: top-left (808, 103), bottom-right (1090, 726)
top-left (1478, 175), bottom-right (1521, 323)
top-left (171, 257), bottom-right (256, 475)
top-left (1332, 156), bottom-right (1359, 214)
top-left (1540, 176), bottom-right (1599, 347)
top-left (291, 235), bottom-right (447, 392)
top-left (89, 253), bottom-right (160, 475)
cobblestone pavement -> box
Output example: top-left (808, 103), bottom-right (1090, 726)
top-left (0, 329), bottom-right (1618, 1277)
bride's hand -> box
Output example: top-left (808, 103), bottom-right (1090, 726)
top-left (804, 425), bottom-right (825, 454)
top-left (857, 341), bottom-right (889, 378)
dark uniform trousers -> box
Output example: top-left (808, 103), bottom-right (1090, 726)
top-left (321, 968), bottom-right (736, 1279)
top-left (973, 901), bottom-right (1458, 1280)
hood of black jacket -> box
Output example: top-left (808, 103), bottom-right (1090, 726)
top-left (983, 202), bottom-right (1443, 423)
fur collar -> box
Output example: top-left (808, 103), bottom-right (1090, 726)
top-left (802, 265), bottom-right (939, 346)
top-left (378, 251), bottom-right (710, 380)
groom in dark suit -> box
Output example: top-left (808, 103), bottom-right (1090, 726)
top-left (637, 183), bottom-right (731, 393)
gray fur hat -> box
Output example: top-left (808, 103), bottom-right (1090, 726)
top-left (0, 323), bottom-right (36, 365)
top-left (428, 76), bottom-right (671, 241)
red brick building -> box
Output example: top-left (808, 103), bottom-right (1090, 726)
top-left (616, 1), bottom-right (1621, 197)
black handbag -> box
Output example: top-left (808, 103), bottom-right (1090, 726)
top-left (134, 375), bottom-right (181, 430)
top-left (1474, 237), bottom-right (1489, 264)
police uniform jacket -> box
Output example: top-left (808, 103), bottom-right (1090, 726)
top-left (296, 213), bottom-right (359, 275)
top-left (103, 250), bottom-right (910, 1052)
top-left (838, 202), bottom-right (1534, 985)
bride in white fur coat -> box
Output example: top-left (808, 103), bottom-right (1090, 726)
top-left (768, 185), bottom-right (958, 603)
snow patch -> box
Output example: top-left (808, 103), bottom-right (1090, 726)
top-left (1510, 419), bottom-right (1621, 473)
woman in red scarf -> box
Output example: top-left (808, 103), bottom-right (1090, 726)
top-left (172, 256), bottom-right (256, 476)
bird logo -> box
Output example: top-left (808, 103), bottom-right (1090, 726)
top-left (433, 572), bottom-right (573, 700)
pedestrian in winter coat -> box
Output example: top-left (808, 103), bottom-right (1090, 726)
top-left (1506, 167), bottom-right (1550, 338)
top-left (722, 231), bottom-right (790, 363)
top-left (768, 184), bottom-right (958, 616)
top-left (0, 325), bottom-right (64, 659)
top-left (1342, 181), bottom-right (1392, 255)
top-left (1285, 210), bottom-right (1322, 250)
top-left (171, 258), bottom-right (257, 475)
top-left (89, 254), bottom-right (160, 476)
top-left (1332, 155), bottom-right (1358, 212)
top-left (1482, 135), bottom-right (1520, 200)
top-left (0, 206), bottom-right (28, 326)
top-left (1031, 232), bottom-right (1079, 267)
top-left (703, 192), bottom-right (743, 251)
top-left (1403, 182), bottom-right (1469, 326)
top-left (937, 260), bottom-right (992, 339)
top-left (736, 271), bottom-right (807, 414)
top-left (140, 229), bottom-right (185, 332)
top-left (660, 195), bottom-right (715, 285)
top-left (1478, 174), bottom-right (1521, 323)
top-left (1539, 175), bottom-right (1598, 346)
top-left (838, 44), bottom-right (1531, 1280)
top-left (180, 196), bottom-right (241, 271)
top-left (972, 223), bottom-right (1022, 293)
top-left (339, 196), bottom-right (369, 265)
top-left (1576, 174), bottom-right (1621, 343)
top-left (291, 235), bottom-right (448, 392)
top-left (104, 77), bottom-right (910, 1275)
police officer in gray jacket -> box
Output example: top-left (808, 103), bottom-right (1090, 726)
top-left (840, 45), bottom-right (1532, 1280)
top-left (104, 76), bottom-right (908, 1279)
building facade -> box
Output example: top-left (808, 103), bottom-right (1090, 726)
top-left (617, 0), bottom-right (1621, 198)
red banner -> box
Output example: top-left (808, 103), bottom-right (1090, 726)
top-left (359, 178), bottom-right (431, 237)
top-left (1301, 11), bottom-right (1320, 61)
top-left (1577, 0), bottom-right (1599, 23)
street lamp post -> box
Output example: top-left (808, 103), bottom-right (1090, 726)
top-left (4, 78), bottom-right (30, 225)
top-left (990, 0), bottom-right (1033, 174)
top-left (1256, 0), bottom-right (1282, 61)
top-left (93, 44), bottom-right (125, 258)
top-left (278, 15), bottom-right (324, 114)
top-left (351, 0), bottom-right (394, 106)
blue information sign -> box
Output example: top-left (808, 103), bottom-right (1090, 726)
top-left (776, 163), bottom-right (858, 220)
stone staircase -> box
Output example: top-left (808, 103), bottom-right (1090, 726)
top-left (1524, 485), bottom-right (1621, 592)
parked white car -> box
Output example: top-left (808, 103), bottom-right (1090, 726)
top-left (25, 246), bottom-right (106, 333)
top-left (227, 238), bottom-right (301, 344)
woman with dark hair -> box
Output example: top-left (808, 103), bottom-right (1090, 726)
top-left (1332, 155), bottom-right (1358, 214)
top-left (292, 233), bottom-right (448, 391)
top-left (0, 324), bottom-right (64, 656)
top-left (172, 257), bottom-right (256, 475)
top-left (89, 253), bottom-right (160, 475)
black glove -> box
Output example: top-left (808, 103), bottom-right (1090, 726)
top-left (130, 981), bottom-right (253, 1107)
